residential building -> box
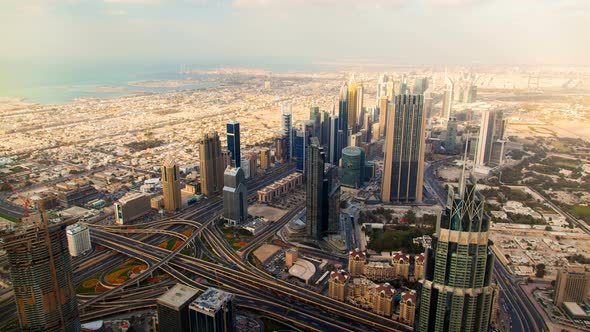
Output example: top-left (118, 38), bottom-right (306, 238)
top-left (281, 104), bottom-right (293, 159)
top-left (162, 160), bottom-right (182, 211)
top-left (199, 132), bottom-right (224, 196)
top-left (554, 265), bottom-right (590, 307)
top-left (329, 270), bottom-right (350, 301)
top-left (399, 291), bottom-right (417, 325)
top-left (260, 148), bottom-right (270, 170)
top-left (348, 248), bottom-right (366, 276)
top-left (392, 252), bottom-right (410, 279)
top-left (475, 109), bottom-right (506, 166)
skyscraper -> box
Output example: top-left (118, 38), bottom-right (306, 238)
top-left (554, 265), bottom-right (590, 307)
top-left (157, 284), bottom-right (201, 332)
top-left (341, 146), bottom-right (365, 188)
top-left (413, 77), bottom-right (429, 95)
top-left (309, 106), bottom-right (321, 139)
top-left (223, 167), bottom-right (248, 226)
top-left (281, 104), bottom-right (293, 159)
top-left (294, 129), bottom-right (307, 173)
top-left (226, 120), bottom-right (241, 168)
top-left (445, 117), bottom-right (458, 152)
top-left (382, 95), bottom-right (426, 203)
top-left (378, 95), bottom-right (388, 138)
top-left (324, 164), bottom-right (341, 235)
top-left (1, 218), bottom-right (81, 331)
top-left (347, 75), bottom-right (359, 133)
top-left (415, 173), bottom-right (496, 332)
top-left (441, 74), bottom-right (455, 122)
top-left (338, 83), bottom-right (349, 152)
top-left (189, 288), bottom-right (235, 332)
top-left (475, 110), bottom-right (506, 166)
top-left (327, 114), bottom-right (340, 165)
top-left (199, 132), bottom-right (224, 196)
top-left (162, 159), bottom-right (182, 211)
top-left (306, 137), bottom-right (326, 240)
top-left (259, 148), bottom-right (270, 170)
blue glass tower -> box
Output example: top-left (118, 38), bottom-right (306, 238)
top-left (226, 120), bottom-right (240, 168)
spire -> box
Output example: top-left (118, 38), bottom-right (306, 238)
top-left (459, 131), bottom-right (471, 198)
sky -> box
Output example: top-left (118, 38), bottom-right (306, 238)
top-left (0, 0), bottom-right (589, 68)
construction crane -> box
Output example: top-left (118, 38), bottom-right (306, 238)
top-left (1, 178), bottom-right (31, 217)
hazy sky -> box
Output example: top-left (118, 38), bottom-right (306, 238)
top-left (1, 0), bottom-right (589, 66)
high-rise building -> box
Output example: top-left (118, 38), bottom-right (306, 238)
top-left (378, 95), bottom-right (388, 138)
top-left (341, 146), bottom-right (365, 188)
top-left (348, 248), bottom-right (366, 276)
top-left (400, 291), bottom-right (417, 325)
top-left (356, 84), bottom-right (364, 130)
top-left (275, 136), bottom-right (287, 163)
top-left (66, 223), bottom-right (91, 257)
top-left (324, 164), bottom-right (341, 235)
top-left (246, 153), bottom-right (257, 178)
top-left (475, 110), bottom-right (506, 166)
top-left (413, 77), bottom-right (429, 95)
top-left (223, 167), bottom-right (248, 226)
top-left (415, 174), bottom-right (496, 332)
top-left (259, 148), bottom-right (270, 170)
top-left (328, 270), bottom-right (350, 301)
top-left (226, 120), bottom-right (241, 168)
top-left (441, 88), bottom-right (453, 122)
top-left (1, 218), bottom-right (81, 331)
top-left (445, 117), bottom-right (458, 152)
top-left (382, 94), bottom-right (426, 203)
top-left (423, 90), bottom-right (434, 119)
top-left (189, 288), bottom-right (235, 332)
top-left (309, 106), bottom-right (322, 139)
top-left (338, 83), bottom-right (349, 153)
top-left (306, 137), bottom-right (326, 240)
top-left (554, 265), bottom-right (590, 307)
top-left (221, 150), bottom-right (232, 170)
top-left (281, 104), bottom-right (293, 159)
top-left (199, 132), bottom-right (224, 196)
top-left (162, 160), bottom-right (182, 211)
top-left (347, 75), bottom-right (359, 133)
top-left (115, 192), bottom-right (151, 224)
top-left (320, 110), bottom-right (331, 149)
top-left (468, 85), bottom-right (478, 103)
top-left (327, 114), bottom-right (340, 165)
top-left (294, 128), bottom-right (310, 173)
top-left (157, 284), bottom-right (201, 332)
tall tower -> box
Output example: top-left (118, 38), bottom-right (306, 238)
top-left (223, 167), bottom-right (248, 226)
top-left (347, 75), bottom-right (358, 134)
top-left (162, 159), bottom-right (182, 211)
top-left (445, 117), bottom-right (458, 152)
top-left (475, 110), bottom-right (505, 166)
top-left (415, 174), bottom-right (496, 332)
top-left (328, 114), bottom-right (340, 165)
top-left (382, 95), bottom-right (426, 203)
top-left (199, 132), bottom-right (224, 196)
top-left (378, 95), bottom-right (388, 138)
top-left (441, 74), bottom-right (455, 122)
top-left (338, 83), bottom-right (349, 152)
top-left (306, 137), bottom-right (326, 240)
top-left (1, 218), bottom-right (81, 331)
top-left (226, 120), bottom-right (241, 168)
top-left (281, 104), bottom-right (293, 159)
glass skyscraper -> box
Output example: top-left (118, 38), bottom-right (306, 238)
top-left (226, 120), bottom-right (240, 168)
top-left (415, 174), bottom-right (496, 332)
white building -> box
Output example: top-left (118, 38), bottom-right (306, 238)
top-left (66, 223), bottom-right (91, 256)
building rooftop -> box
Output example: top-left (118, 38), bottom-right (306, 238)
top-left (190, 287), bottom-right (234, 314)
top-left (65, 223), bottom-right (88, 235)
top-left (118, 191), bottom-right (149, 204)
top-left (157, 284), bottom-right (201, 310)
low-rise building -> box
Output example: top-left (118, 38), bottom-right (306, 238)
top-left (115, 192), bottom-right (151, 225)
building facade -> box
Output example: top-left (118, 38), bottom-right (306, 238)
top-left (475, 109), bottom-right (506, 166)
top-left (115, 192), bottom-right (151, 224)
top-left (199, 132), bottom-right (225, 196)
top-left (157, 284), bottom-right (201, 332)
top-left (554, 265), bottom-right (590, 306)
top-left (66, 223), bottom-right (91, 257)
top-left (189, 288), bottom-right (235, 332)
top-left (341, 146), bottom-right (365, 188)
top-left (162, 160), bottom-right (182, 211)
top-left (348, 248), bottom-right (366, 276)
top-left (415, 174), bottom-right (496, 332)
top-left (222, 167), bottom-right (248, 226)
top-left (306, 138), bottom-right (326, 240)
top-left (381, 94), bottom-right (426, 203)
top-left (226, 120), bottom-right (241, 168)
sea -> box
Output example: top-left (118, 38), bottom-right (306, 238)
top-left (0, 59), bottom-right (318, 105)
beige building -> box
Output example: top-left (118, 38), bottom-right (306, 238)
top-left (348, 248), bottom-right (366, 276)
top-left (260, 148), bottom-right (271, 170)
top-left (363, 262), bottom-right (395, 281)
top-left (554, 265), bottom-right (590, 306)
top-left (257, 172), bottom-right (303, 203)
top-left (285, 248), bottom-right (299, 268)
top-left (369, 283), bottom-right (395, 317)
top-left (161, 160), bottom-right (181, 211)
top-left (328, 270), bottom-right (350, 301)
top-left (399, 290), bottom-right (417, 325)
top-left (392, 252), bottom-right (410, 279)
top-left (199, 132), bottom-right (224, 196)
top-left (414, 253), bottom-right (425, 280)
top-left (378, 95), bottom-right (388, 138)
top-left (115, 192), bottom-right (151, 224)
top-left (66, 223), bottom-right (91, 256)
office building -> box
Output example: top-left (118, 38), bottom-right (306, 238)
top-left (1, 219), bottom-right (81, 331)
top-left (240, 157), bottom-right (251, 179)
top-left (221, 150), bottom-right (231, 170)
top-left (378, 95), bottom-right (388, 138)
top-left (294, 129), bottom-right (308, 173)
top-left (327, 114), bottom-right (340, 164)
top-left (223, 167), bottom-right (248, 226)
top-left (306, 138), bottom-right (326, 240)
top-left (554, 265), bottom-right (590, 307)
top-left (348, 75), bottom-right (360, 133)
top-left (423, 90), bottom-right (433, 119)
top-left (157, 284), bottom-right (201, 332)
top-left (320, 110), bottom-right (331, 149)
top-left (444, 117), bottom-right (458, 152)
top-left (66, 223), bottom-right (91, 256)
top-left (226, 121), bottom-right (241, 168)
top-left (338, 83), bottom-right (349, 153)
top-left (189, 288), bottom-right (235, 332)
top-left (162, 160), bottom-right (182, 211)
top-left (475, 110), bottom-right (506, 166)
top-left (441, 87), bottom-right (453, 122)
top-left (246, 153), bottom-right (257, 178)
top-left (324, 164), bottom-right (341, 235)
top-left (309, 106), bottom-right (322, 139)
top-left (282, 104), bottom-right (293, 159)
top-left (415, 174), bottom-right (496, 332)
top-left (381, 94), bottom-right (426, 203)
top-left (413, 77), bottom-right (429, 95)
top-left (260, 148), bottom-right (270, 170)
top-left (115, 192), bottom-right (151, 224)
top-left (341, 146), bottom-right (365, 188)
top-left (199, 132), bottom-right (224, 196)
top-left (55, 182), bottom-right (99, 208)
